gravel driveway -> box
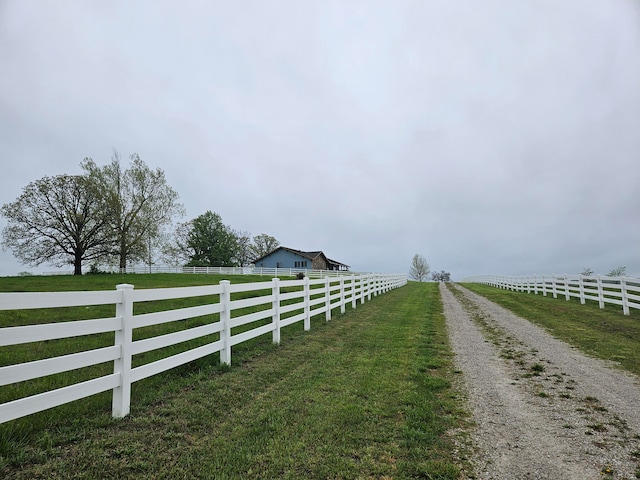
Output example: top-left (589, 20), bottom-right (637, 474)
top-left (441, 283), bottom-right (640, 479)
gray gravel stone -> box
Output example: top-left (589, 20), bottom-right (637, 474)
top-left (441, 283), bottom-right (640, 479)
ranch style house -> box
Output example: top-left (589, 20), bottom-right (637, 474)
top-left (253, 247), bottom-right (350, 271)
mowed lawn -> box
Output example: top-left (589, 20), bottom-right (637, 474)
top-left (1, 277), bottom-right (465, 479)
top-left (462, 283), bottom-right (640, 377)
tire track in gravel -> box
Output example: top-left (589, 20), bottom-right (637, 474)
top-left (441, 283), bottom-right (640, 479)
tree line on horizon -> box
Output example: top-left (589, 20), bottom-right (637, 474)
top-left (1, 151), bottom-right (280, 275)
top-left (581, 266), bottom-right (628, 278)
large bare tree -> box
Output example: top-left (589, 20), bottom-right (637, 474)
top-left (607, 266), bottom-right (626, 277)
top-left (82, 151), bottom-right (183, 272)
top-left (409, 253), bottom-right (430, 282)
top-left (233, 230), bottom-right (253, 267)
top-left (1, 175), bottom-right (112, 274)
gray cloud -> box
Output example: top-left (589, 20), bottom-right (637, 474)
top-left (1, 0), bottom-right (639, 279)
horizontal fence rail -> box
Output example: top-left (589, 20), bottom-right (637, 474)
top-left (181, 266), bottom-right (353, 278)
top-left (0, 273), bottom-right (407, 424)
top-left (42, 265), bottom-right (358, 278)
top-left (462, 274), bottom-right (640, 315)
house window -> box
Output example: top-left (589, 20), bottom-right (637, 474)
top-left (276, 262), bottom-right (282, 268)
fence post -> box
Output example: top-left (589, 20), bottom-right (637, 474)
top-left (340, 276), bottom-right (346, 314)
top-left (304, 276), bottom-right (311, 331)
top-left (113, 283), bottom-right (134, 418)
top-left (219, 280), bottom-right (232, 365)
top-left (351, 275), bottom-right (357, 310)
top-left (597, 275), bottom-right (605, 309)
top-left (364, 275), bottom-right (369, 300)
top-left (361, 275), bottom-right (366, 304)
top-left (579, 275), bottom-right (585, 304)
top-left (564, 274), bottom-right (570, 301)
top-left (367, 274), bottom-right (372, 301)
top-left (621, 277), bottom-right (630, 315)
top-left (272, 278), bottom-right (281, 344)
top-left (325, 276), bottom-right (331, 322)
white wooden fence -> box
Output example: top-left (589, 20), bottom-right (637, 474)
top-left (180, 266), bottom-right (355, 278)
top-left (462, 274), bottom-right (640, 315)
top-left (0, 273), bottom-right (406, 424)
top-left (43, 265), bottom-right (357, 278)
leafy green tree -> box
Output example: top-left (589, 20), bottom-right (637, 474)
top-left (409, 254), bottom-right (430, 282)
top-left (1, 175), bottom-right (111, 275)
top-left (250, 233), bottom-right (280, 261)
top-left (185, 211), bottom-right (239, 267)
top-left (81, 151), bottom-right (183, 272)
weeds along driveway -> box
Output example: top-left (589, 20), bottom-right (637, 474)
top-left (1, 282), bottom-right (463, 480)
top-left (442, 283), bottom-right (640, 479)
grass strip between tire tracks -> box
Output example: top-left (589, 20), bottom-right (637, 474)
top-left (1, 279), bottom-right (464, 479)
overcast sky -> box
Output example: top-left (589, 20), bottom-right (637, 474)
top-left (1, 0), bottom-right (639, 280)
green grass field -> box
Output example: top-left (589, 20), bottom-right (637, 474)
top-left (1, 276), bottom-right (465, 479)
top-left (461, 283), bottom-right (640, 376)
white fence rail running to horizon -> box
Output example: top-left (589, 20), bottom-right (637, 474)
top-left (463, 274), bottom-right (640, 315)
top-left (41, 265), bottom-right (361, 278)
top-left (0, 273), bottom-right (407, 424)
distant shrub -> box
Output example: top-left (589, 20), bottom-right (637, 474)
top-left (87, 264), bottom-right (111, 275)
